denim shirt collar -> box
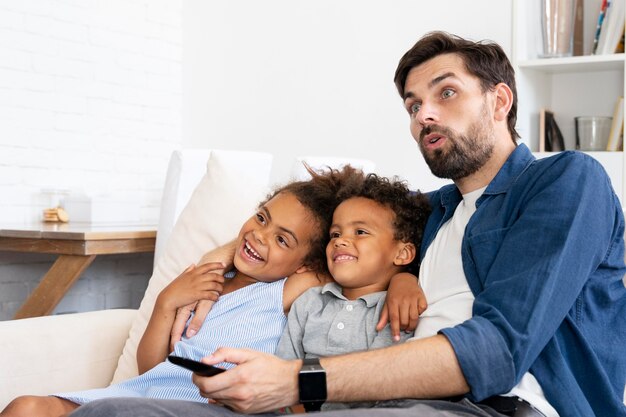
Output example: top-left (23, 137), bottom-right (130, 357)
top-left (436, 144), bottom-right (536, 211)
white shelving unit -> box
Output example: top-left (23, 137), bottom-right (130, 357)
top-left (512, 0), bottom-right (626, 203)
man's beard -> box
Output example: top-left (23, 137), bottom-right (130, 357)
top-left (419, 107), bottom-right (495, 181)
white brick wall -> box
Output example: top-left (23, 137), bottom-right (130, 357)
top-left (0, 0), bottom-right (183, 319)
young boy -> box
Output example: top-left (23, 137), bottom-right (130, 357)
top-left (276, 172), bottom-right (431, 412)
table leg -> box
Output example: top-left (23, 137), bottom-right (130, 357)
top-left (13, 254), bottom-right (97, 319)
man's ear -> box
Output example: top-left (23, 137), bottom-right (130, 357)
top-left (393, 242), bottom-right (416, 266)
top-left (493, 82), bottom-right (513, 122)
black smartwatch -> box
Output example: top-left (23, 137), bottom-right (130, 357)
top-left (298, 357), bottom-right (327, 412)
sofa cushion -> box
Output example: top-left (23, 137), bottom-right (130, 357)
top-left (111, 150), bottom-right (273, 383)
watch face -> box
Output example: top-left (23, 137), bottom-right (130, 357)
top-left (299, 371), bottom-right (327, 401)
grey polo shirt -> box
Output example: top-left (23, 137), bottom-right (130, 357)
top-left (276, 282), bottom-right (413, 411)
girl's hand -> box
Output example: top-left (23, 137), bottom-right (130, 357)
top-left (376, 272), bottom-right (427, 340)
top-left (156, 262), bottom-right (225, 313)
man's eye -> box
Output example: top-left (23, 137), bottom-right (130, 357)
top-left (410, 103), bottom-right (421, 114)
top-left (442, 89), bottom-right (455, 99)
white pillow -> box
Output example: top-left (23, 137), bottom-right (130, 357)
top-left (111, 150), bottom-right (273, 383)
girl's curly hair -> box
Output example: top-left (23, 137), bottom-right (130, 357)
top-left (260, 164), bottom-right (365, 275)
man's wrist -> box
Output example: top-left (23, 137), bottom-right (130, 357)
top-left (298, 358), bottom-right (327, 411)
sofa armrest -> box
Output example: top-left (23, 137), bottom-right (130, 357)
top-left (0, 309), bottom-right (137, 409)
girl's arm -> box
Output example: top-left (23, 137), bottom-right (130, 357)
top-left (376, 272), bottom-right (427, 340)
top-left (169, 240), bottom-right (237, 350)
top-left (281, 270), bottom-right (332, 313)
top-left (137, 263), bottom-right (225, 373)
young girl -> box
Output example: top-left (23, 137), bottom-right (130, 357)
top-left (1, 165), bottom-right (364, 417)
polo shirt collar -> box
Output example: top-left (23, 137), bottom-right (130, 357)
top-left (321, 282), bottom-right (386, 307)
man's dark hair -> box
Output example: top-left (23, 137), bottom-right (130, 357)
top-left (394, 31), bottom-right (519, 143)
top-left (337, 173), bottom-right (431, 274)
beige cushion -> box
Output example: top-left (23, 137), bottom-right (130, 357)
top-left (111, 150), bottom-right (273, 383)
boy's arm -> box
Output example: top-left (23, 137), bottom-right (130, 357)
top-left (169, 240), bottom-right (237, 350)
top-left (376, 272), bottom-right (427, 340)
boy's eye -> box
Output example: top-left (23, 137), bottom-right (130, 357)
top-left (442, 88), bottom-right (455, 99)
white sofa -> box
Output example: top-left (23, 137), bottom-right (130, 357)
top-left (0, 149), bottom-right (275, 409)
top-left (0, 150), bottom-right (376, 409)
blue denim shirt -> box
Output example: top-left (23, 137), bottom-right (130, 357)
top-left (423, 145), bottom-right (626, 417)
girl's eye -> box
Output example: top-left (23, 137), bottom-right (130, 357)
top-left (277, 236), bottom-right (289, 247)
top-left (442, 88), bottom-right (455, 99)
top-left (329, 231), bottom-right (340, 239)
top-left (256, 213), bottom-right (266, 224)
top-left (356, 229), bottom-right (368, 235)
top-left (410, 102), bottom-right (421, 114)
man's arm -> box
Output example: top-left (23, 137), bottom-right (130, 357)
top-left (192, 334), bottom-right (468, 414)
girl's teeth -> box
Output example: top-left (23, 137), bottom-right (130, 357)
top-left (245, 242), bottom-right (263, 261)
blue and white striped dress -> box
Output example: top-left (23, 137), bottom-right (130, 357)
top-left (56, 277), bottom-right (287, 404)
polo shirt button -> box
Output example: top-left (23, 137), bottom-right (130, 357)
top-left (346, 305), bottom-right (353, 311)
top-left (337, 322), bottom-right (345, 330)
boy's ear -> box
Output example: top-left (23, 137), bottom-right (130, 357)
top-left (393, 242), bottom-right (416, 266)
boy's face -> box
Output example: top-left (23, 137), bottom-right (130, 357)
top-left (234, 192), bottom-right (315, 282)
top-left (327, 197), bottom-right (410, 298)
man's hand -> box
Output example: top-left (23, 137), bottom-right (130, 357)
top-left (376, 272), bottom-right (427, 340)
top-left (192, 348), bottom-right (300, 414)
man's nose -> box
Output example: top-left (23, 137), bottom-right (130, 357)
top-left (415, 101), bottom-right (438, 126)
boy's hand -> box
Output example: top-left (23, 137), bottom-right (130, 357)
top-left (376, 272), bottom-right (427, 340)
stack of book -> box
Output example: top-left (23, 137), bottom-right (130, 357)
top-left (593, 0), bottom-right (626, 55)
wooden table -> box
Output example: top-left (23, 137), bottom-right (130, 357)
top-left (0, 223), bottom-right (156, 319)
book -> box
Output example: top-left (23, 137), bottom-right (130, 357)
top-left (596, 0), bottom-right (626, 54)
top-left (607, 96), bottom-right (624, 151)
top-left (539, 108), bottom-right (566, 152)
top-left (593, 0), bottom-right (609, 54)
top-left (574, 0), bottom-right (584, 55)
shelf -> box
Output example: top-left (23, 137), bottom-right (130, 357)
top-left (518, 54), bottom-right (624, 73)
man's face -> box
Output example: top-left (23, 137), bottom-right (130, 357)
top-left (402, 53), bottom-right (497, 181)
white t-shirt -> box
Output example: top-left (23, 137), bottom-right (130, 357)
top-left (412, 186), bottom-right (558, 417)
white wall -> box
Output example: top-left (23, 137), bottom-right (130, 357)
top-left (182, 0), bottom-right (513, 191)
top-left (0, 0), bottom-right (183, 320)
top-left (0, 0), bottom-right (183, 223)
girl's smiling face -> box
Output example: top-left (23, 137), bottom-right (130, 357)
top-left (234, 191), bottom-right (316, 282)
